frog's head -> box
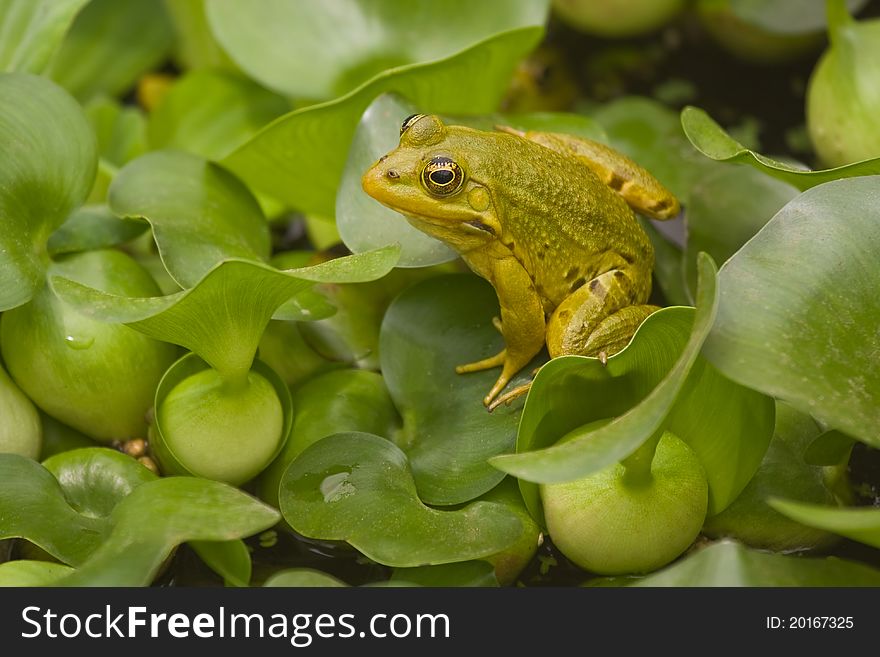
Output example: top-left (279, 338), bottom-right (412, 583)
top-left (362, 114), bottom-right (500, 247)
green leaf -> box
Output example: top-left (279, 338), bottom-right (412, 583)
top-left (162, 0), bottom-right (236, 71)
top-left (206, 0), bottom-right (548, 99)
top-left (42, 448), bottom-right (157, 519)
top-left (683, 166), bottom-right (798, 295)
top-left (769, 500), bottom-right (880, 549)
top-left (0, 560), bottom-right (74, 586)
top-left (626, 540), bottom-right (880, 586)
top-left (149, 71), bottom-right (289, 161)
top-left (491, 254), bottom-right (719, 486)
top-left (728, 0), bottom-right (868, 35)
top-left (0, 0), bottom-right (89, 74)
top-left (279, 432), bottom-right (523, 567)
top-left (391, 561), bottom-right (499, 587)
top-left (704, 177), bottom-right (880, 447)
top-left (108, 150), bottom-right (271, 289)
top-left (703, 402), bottom-right (844, 552)
top-left (0, 454), bottom-right (106, 565)
top-left (681, 106), bottom-right (880, 190)
top-left (189, 540), bottom-right (252, 587)
top-left (51, 247), bottom-right (399, 380)
top-left (59, 477), bottom-right (279, 586)
top-left (48, 0), bottom-right (174, 103)
top-left (804, 430), bottom-right (855, 467)
top-left (263, 569), bottom-right (348, 587)
top-left (85, 97), bottom-right (148, 168)
top-left (0, 73), bottom-right (97, 311)
top-left (0, 362), bottom-right (41, 459)
top-left (222, 27), bottom-right (544, 217)
top-left (47, 206), bottom-right (147, 257)
top-left (258, 369), bottom-right (400, 509)
top-left (380, 275), bottom-right (528, 505)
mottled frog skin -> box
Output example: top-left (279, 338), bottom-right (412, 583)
top-left (363, 114), bottom-right (679, 409)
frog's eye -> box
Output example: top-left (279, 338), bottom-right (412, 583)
top-left (421, 156), bottom-right (464, 196)
top-left (401, 113), bottom-right (426, 136)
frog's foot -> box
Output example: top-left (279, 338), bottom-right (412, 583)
top-left (456, 349), bottom-right (506, 374)
top-left (487, 381), bottom-right (532, 413)
top-left (492, 316), bottom-right (503, 333)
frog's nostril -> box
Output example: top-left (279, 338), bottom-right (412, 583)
top-left (386, 169), bottom-right (399, 179)
top-left (379, 154), bottom-right (389, 162)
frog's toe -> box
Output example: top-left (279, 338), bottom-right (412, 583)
top-left (487, 381), bottom-right (532, 413)
top-left (456, 349), bottom-right (506, 374)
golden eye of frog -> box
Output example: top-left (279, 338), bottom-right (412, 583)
top-left (363, 114), bottom-right (679, 410)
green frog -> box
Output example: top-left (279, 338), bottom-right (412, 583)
top-left (362, 114), bottom-right (679, 410)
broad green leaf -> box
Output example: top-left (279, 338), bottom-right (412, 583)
top-left (59, 477), bottom-right (279, 586)
top-left (189, 540), bottom-right (252, 587)
top-left (380, 275), bottom-right (528, 505)
top-left (279, 432), bottom-right (523, 567)
top-left (491, 255), bottom-right (719, 486)
top-left (42, 448), bottom-right (156, 519)
top-left (0, 362), bottom-right (41, 459)
top-left (85, 97), bottom-right (148, 168)
top-left (0, 560), bottom-right (74, 586)
top-left (257, 320), bottom-right (341, 388)
top-left (339, 93), bottom-right (607, 267)
top-left (264, 569), bottom-right (348, 587)
top-left (391, 561), bottom-right (499, 587)
top-left (770, 500), bottom-right (880, 549)
top-left (804, 430), bottom-right (855, 467)
top-left (47, 206), bottom-right (147, 257)
top-left (681, 106), bottom-right (880, 189)
top-left (48, 0), bottom-right (174, 103)
top-left (206, 0), bottom-right (548, 99)
top-left (0, 454), bottom-right (105, 565)
top-left (258, 369), bottom-right (400, 509)
top-left (0, 0), bottom-right (88, 73)
top-left (704, 177), bottom-right (880, 447)
top-left (162, 0), bottom-right (236, 71)
top-left (149, 71), bottom-right (289, 161)
top-left (38, 414), bottom-right (98, 461)
top-left (222, 27), bottom-right (544, 217)
top-left (108, 150), bottom-right (271, 288)
top-left (703, 402), bottom-right (844, 552)
top-left (0, 73), bottom-right (97, 311)
top-left (728, 0), bottom-right (868, 35)
top-left (51, 247), bottom-right (400, 380)
top-left (684, 166), bottom-right (798, 295)
top-left (627, 540), bottom-right (880, 586)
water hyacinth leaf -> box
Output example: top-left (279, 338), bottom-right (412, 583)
top-left (42, 448), bottom-right (157, 519)
top-left (681, 106), bottom-right (880, 189)
top-left (108, 150), bottom-right (271, 288)
top-left (222, 27), bottom-right (544, 217)
top-left (804, 430), bottom-right (855, 467)
top-left (85, 97), bottom-right (148, 168)
top-left (0, 560), bottom-right (74, 587)
top-left (380, 275), bottom-right (528, 505)
top-left (279, 432), bottom-right (523, 567)
top-left (148, 71), bottom-right (289, 161)
top-left (0, 363), bottom-right (41, 459)
top-left (263, 570), bottom-right (349, 587)
top-left (728, 0), bottom-right (869, 35)
top-left (0, 0), bottom-right (89, 74)
top-left (162, 0), bottom-right (236, 71)
top-left (258, 369), bottom-right (400, 509)
top-left (629, 540), bottom-right (880, 586)
top-left (48, 0), bottom-right (174, 103)
top-left (189, 540), bottom-right (252, 587)
top-left (391, 561), bottom-right (499, 587)
top-left (0, 454), bottom-right (105, 565)
top-left (47, 206), bottom-right (147, 257)
top-left (769, 500), bottom-right (880, 549)
top-left (683, 166), bottom-right (798, 294)
top-left (38, 414), bottom-right (99, 461)
top-left (704, 177), bottom-right (880, 447)
top-left (59, 477), bottom-right (280, 586)
top-left (491, 254), bottom-right (718, 486)
top-left (207, 0), bottom-right (548, 99)
top-left (0, 73), bottom-right (97, 311)
top-left (51, 247), bottom-right (399, 379)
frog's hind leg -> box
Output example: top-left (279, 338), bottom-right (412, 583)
top-left (546, 269), bottom-right (658, 360)
top-left (497, 125), bottom-right (679, 221)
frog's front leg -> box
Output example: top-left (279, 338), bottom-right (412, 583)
top-left (546, 269), bottom-right (658, 359)
top-left (457, 252), bottom-right (545, 407)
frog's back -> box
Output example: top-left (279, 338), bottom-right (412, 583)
top-left (462, 128), bottom-right (653, 308)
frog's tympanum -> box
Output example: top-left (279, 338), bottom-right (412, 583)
top-left (363, 114), bottom-right (679, 410)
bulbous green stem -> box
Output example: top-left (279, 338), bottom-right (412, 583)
top-left (620, 430), bottom-right (662, 488)
top-left (219, 368), bottom-right (252, 395)
top-left (826, 0), bottom-right (855, 48)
